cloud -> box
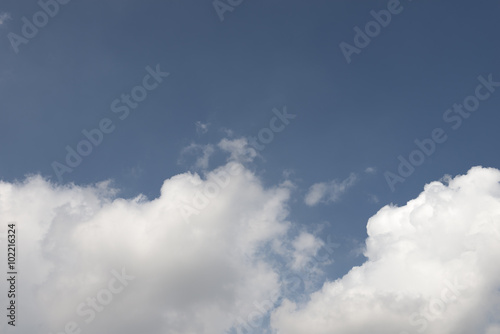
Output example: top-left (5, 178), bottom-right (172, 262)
top-left (272, 166), bottom-right (500, 334)
top-left (487, 325), bottom-right (500, 334)
top-left (367, 193), bottom-right (380, 203)
top-left (179, 143), bottom-right (215, 169)
top-left (304, 173), bottom-right (357, 206)
top-left (365, 167), bottom-right (377, 174)
top-left (0, 12), bottom-right (11, 25)
top-left (2, 162), bottom-right (500, 334)
top-left (179, 136), bottom-right (259, 171)
top-left (218, 137), bottom-right (257, 163)
top-left (290, 232), bottom-right (325, 270)
top-left (195, 121), bottom-right (210, 135)
top-left (0, 162), bottom-right (296, 334)
top-left (123, 164), bottom-right (144, 179)
top-left (221, 128), bottom-right (234, 137)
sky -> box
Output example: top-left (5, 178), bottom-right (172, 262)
top-left (0, 0), bottom-right (500, 333)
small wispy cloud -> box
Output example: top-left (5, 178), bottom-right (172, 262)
top-left (367, 193), bottom-right (379, 203)
top-left (218, 137), bottom-right (257, 163)
top-left (179, 143), bottom-right (215, 169)
top-left (304, 173), bottom-right (357, 206)
top-left (364, 167), bottom-right (376, 174)
top-left (195, 121), bottom-right (210, 135)
top-left (123, 164), bottom-right (144, 179)
top-left (0, 12), bottom-right (11, 25)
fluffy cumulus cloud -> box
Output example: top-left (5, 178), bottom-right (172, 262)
top-left (2, 164), bottom-right (500, 334)
top-left (272, 166), bottom-right (500, 334)
top-left (0, 162), bottom-right (303, 334)
top-left (305, 173), bottom-right (357, 206)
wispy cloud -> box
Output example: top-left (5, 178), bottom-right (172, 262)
top-left (195, 121), bottom-right (210, 135)
top-left (367, 193), bottom-right (379, 203)
top-left (304, 173), bottom-right (357, 206)
top-left (218, 137), bottom-right (257, 163)
top-left (364, 166), bottom-right (376, 174)
top-left (179, 143), bottom-right (215, 169)
top-left (0, 12), bottom-right (11, 25)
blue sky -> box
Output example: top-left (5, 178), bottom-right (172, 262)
top-left (1, 1), bottom-right (500, 333)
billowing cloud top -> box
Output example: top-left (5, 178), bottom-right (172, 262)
top-left (0, 162), bottom-right (296, 334)
top-left (1, 165), bottom-right (500, 334)
top-left (273, 166), bottom-right (500, 334)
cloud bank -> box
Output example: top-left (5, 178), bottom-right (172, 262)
top-left (1, 165), bottom-right (500, 334)
top-left (0, 162), bottom-right (303, 334)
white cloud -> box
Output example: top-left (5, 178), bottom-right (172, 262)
top-left (0, 162), bottom-right (293, 334)
top-left (487, 325), bottom-right (500, 334)
top-left (179, 136), bottom-right (258, 171)
top-left (179, 143), bottom-right (215, 169)
top-left (290, 232), bottom-right (324, 270)
top-left (365, 167), bottom-right (377, 174)
top-left (218, 137), bottom-right (257, 163)
top-left (195, 121), bottom-right (210, 135)
top-left (2, 163), bottom-right (500, 334)
top-left (305, 173), bottom-right (357, 206)
top-left (0, 12), bottom-right (11, 25)
top-left (272, 166), bottom-right (500, 334)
